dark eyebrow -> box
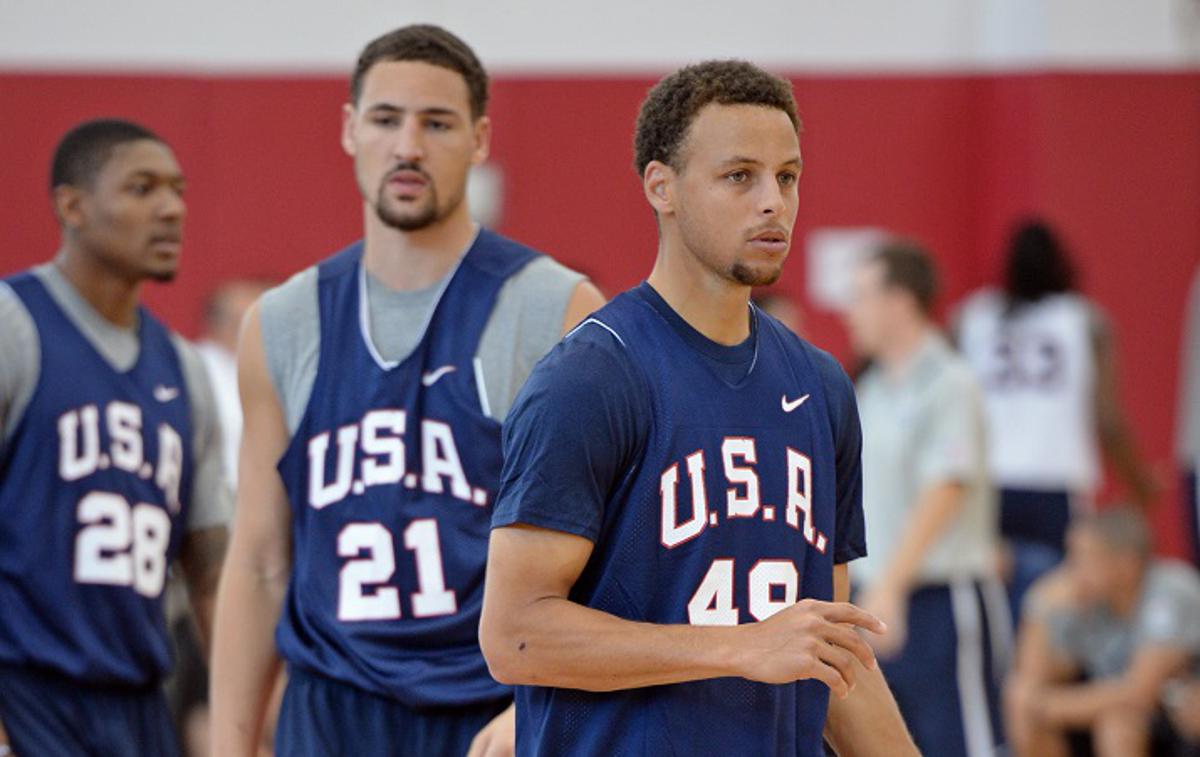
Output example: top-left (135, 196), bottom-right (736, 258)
top-left (125, 170), bottom-right (186, 185)
top-left (720, 156), bottom-right (764, 168)
top-left (365, 103), bottom-right (461, 119)
top-left (718, 156), bottom-right (803, 169)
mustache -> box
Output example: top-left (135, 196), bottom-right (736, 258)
top-left (384, 162), bottom-right (433, 183)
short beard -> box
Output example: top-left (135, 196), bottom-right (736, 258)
top-left (730, 260), bottom-right (782, 287)
top-left (148, 269), bottom-right (177, 283)
top-left (375, 184), bottom-right (440, 231)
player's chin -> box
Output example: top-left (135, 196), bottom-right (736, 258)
top-left (730, 259), bottom-right (784, 288)
top-left (377, 198), bottom-right (439, 232)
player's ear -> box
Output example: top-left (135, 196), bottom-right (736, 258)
top-left (643, 160), bottom-right (674, 215)
top-left (470, 115), bottom-right (492, 166)
top-left (340, 103), bottom-right (357, 157)
top-left (53, 184), bottom-right (85, 230)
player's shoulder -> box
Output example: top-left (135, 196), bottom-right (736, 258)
top-left (527, 299), bottom-right (645, 393)
top-left (958, 287), bottom-right (1004, 319)
top-left (260, 265), bottom-right (319, 337)
top-left (500, 253), bottom-right (585, 301)
top-left (925, 336), bottom-right (981, 397)
top-left (0, 279), bottom-right (36, 344)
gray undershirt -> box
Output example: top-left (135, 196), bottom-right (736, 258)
top-left (0, 264), bottom-right (232, 531)
top-left (1178, 268), bottom-right (1200, 467)
top-left (260, 253), bottom-right (584, 434)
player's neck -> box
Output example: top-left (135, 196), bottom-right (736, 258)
top-left (877, 319), bottom-right (932, 378)
top-left (361, 201), bottom-right (478, 291)
top-left (647, 246), bottom-right (751, 347)
top-left (52, 245), bottom-right (142, 329)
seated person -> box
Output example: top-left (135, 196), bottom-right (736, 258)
top-left (1005, 507), bottom-right (1200, 757)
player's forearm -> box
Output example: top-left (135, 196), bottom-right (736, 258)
top-left (1098, 419), bottom-right (1155, 507)
top-left (210, 562), bottom-right (287, 756)
top-left (824, 662), bottom-right (916, 756)
top-left (180, 525), bottom-right (228, 659)
top-left (481, 595), bottom-right (742, 691)
top-left (1040, 681), bottom-right (1131, 728)
top-left (876, 482), bottom-right (964, 594)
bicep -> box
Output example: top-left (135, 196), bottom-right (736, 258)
top-left (485, 525), bottom-right (594, 609)
top-left (227, 303), bottom-right (292, 574)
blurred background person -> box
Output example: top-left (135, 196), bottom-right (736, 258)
top-left (195, 279), bottom-right (270, 486)
top-left (1006, 508), bottom-right (1200, 757)
top-left (846, 239), bottom-right (1006, 756)
top-left (1179, 266), bottom-right (1200, 568)
top-left (956, 218), bottom-right (1158, 623)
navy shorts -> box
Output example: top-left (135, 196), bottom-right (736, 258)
top-left (276, 666), bottom-right (510, 756)
top-left (0, 665), bottom-right (177, 756)
top-left (999, 488), bottom-right (1073, 623)
top-left (877, 579), bottom-right (1009, 757)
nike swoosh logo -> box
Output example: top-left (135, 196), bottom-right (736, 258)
top-left (154, 385), bottom-right (180, 402)
top-left (781, 394), bottom-right (810, 413)
top-left (421, 365), bottom-right (457, 387)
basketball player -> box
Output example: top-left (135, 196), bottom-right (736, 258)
top-left (0, 119), bottom-right (231, 755)
top-left (480, 61), bottom-right (915, 756)
top-left (846, 240), bottom-right (1006, 756)
top-left (209, 26), bottom-right (602, 756)
top-left (956, 219), bottom-right (1156, 622)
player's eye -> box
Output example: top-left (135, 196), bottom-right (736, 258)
top-left (128, 182), bottom-right (153, 196)
top-left (777, 172), bottom-right (798, 187)
top-left (372, 115), bottom-right (399, 128)
top-left (425, 119), bottom-right (451, 132)
top-left (725, 170), bottom-right (750, 184)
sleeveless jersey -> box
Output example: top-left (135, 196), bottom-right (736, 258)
top-left (958, 290), bottom-right (1100, 492)
top-left (275, 230), bottom-right (537, 706)
top-left (0, 272), bottom-right (194, 685)
top-left (515, 289), bottom-right (848, 756)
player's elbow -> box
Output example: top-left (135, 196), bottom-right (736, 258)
top-left (479, 611), bottom-right (523, 685)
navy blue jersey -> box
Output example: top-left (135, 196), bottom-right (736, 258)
top-left (275, 230), bottom-right (537, 707)
top-left (493, 283), bottom-right (866, 757)
top-left (0, 272), bottom-right (194, 685)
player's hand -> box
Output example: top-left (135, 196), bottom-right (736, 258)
top-left (859, 585), bottom-right (908, 659)
top-left (735, 599), bottom-right (884, 698)
top-left (466, 703), bottom-right (515, 757)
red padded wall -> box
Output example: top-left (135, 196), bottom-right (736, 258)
top-left (1, 71), bottom-right (1197, 553)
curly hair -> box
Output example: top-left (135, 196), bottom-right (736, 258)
top-left (351, 25), bottom-right (488, 119)
top-left (633, 60), bottom-right (799, 175)
top-left (1004, 217), bottom-right (1076, 306)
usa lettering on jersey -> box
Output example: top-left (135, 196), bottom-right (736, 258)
top-left (57, 400), bottom-right (183, 599)
top-left (659, 436), bottom-right (826, 626)
top-left (305, 409), bottom-right (489, 623)
top-left (306, 409), bottom-right (488, 510)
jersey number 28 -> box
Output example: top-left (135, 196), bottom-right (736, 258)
top-left (74, 491), bottom-right (171, 598)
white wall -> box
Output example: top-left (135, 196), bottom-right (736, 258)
top-left (1, 0), bottom-right (1198, 72)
